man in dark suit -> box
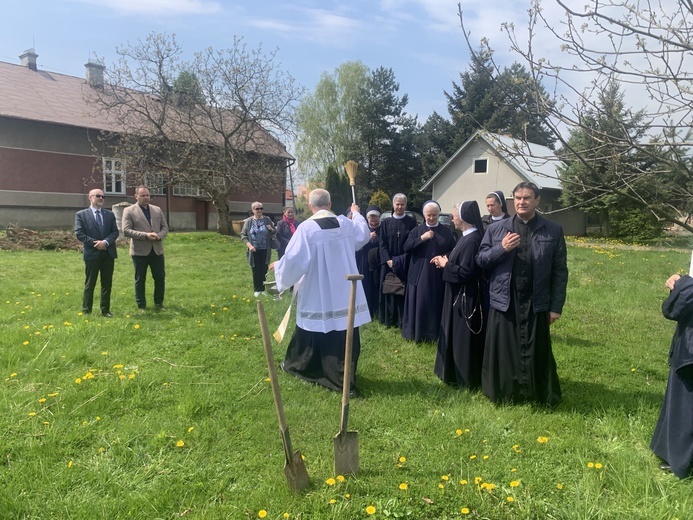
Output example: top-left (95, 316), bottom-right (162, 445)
top-left (75, 188), bottom-right (119, 317)
top-left (122, 185), bottom-right (169, 310)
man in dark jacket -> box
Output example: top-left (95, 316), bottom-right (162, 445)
top-left (476, 181), bottom-right (568, 406)
top-left (75, 189), bottom-right (119, 317)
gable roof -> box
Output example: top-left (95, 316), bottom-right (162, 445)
top-left (421, 130), bottom-right (562, 190)
top-left (0, 59), bottom-right (293, 160)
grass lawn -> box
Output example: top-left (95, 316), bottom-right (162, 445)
top-left (1, 232), bottom-right (692, 519)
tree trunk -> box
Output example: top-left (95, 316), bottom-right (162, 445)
top-left (212, 197), bottom-right (234, 235)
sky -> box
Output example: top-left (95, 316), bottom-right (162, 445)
top-left (0, 0), bottom-right (538, 135)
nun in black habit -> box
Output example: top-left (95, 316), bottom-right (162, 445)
top-left (433, 201), bottom-right (486, 388)
top-left (401, 200), bottom-right (456, 343)
top-left (650, 274), bottom-right (693, 479)
top-left (481, 190), bottom-right (510, 231)
top-left (378, 193), bottom-right (418, 327)
top-left (356, 205), bottom-right (382, 318)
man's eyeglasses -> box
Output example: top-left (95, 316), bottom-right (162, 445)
top-left (93, 195), bottom-right (105, 199)
top-left (254, 207), bottom-right (264, 210)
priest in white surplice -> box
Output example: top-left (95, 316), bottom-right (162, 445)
top-left (271, 188), bottom-right (371, 396)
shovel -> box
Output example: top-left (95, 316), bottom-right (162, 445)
top-left (333, 273), bottom-right (363, 476)
top-left (257, 300), bottom-right (310, 493)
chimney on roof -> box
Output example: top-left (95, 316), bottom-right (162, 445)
top-left (85, 61), bottom-right (105, 88)
top-left (19, 48), bottom-right (38, 71)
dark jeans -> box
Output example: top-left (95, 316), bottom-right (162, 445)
top-left (132, 251), bottom-right (165, 308)
top-left (251, 249), bottom-right (269, 292)
top-left (82, 252), bottom-right (115, 314)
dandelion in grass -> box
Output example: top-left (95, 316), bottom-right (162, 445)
top-left (512, 444), bottom-right (521, 453)
top-left (119, 374), bottom-right (125, 380)
top-left (264, 377), bottom-right (271, 382)
top-left (96, 416), bottom-right (101, 421)
top-left (587, 462), bottom-right (594, 468)
top-left (460, 479), bottom-right (468, 485)
top-left (329, 499), bottom-right (336, 504)
top-left (474, 477), bottom-right (482, 485)
top-left (325, 477), bottom-right (336, 486)
top-left (43, 421), bottom-right (49, 425)
top-left (232, 295), bottom-right (237, 299)
top-left (510, 480), bottom-right (520, 488)
top-left (456, 429), bottom-right (463, 436)
top-left (188, 426), bottom-right (194, 433)
top-left (366, 505), bottom-right (376, 515)
top-left (48, 392), bottom-right (58, 397)
top-left (506, 496), bottom-right (515, 503)
top-left (557, 483), bottom-right (563, 490)
top-left (75, 378), bottom-right (82, 384)
top-left (399, 456), bottom-right (406, 463)
top-left (28, 411), bottom-right (36, 417)
top-left (595, 463), bottom-right (603, 469)
top-left (10, 373), bottom-right (17, 378)
top-left (113, 364), bottom-right (123, 369)
top-left (469, 454), bottom-right (477, 460)
top-left (38, 398), bottom-right (46, 403)
top-left (77, 312), bottom-right (83, 316)
top-left (631, 367), bottom-right (636, 373)
top-left (22, 341), bottom-right (29, 346)
top-left (336, 475), bottom-right (345, 482)
top-left (345, 494), bottom-right (350, 499)
top-left (283, 514), bottom-right (289, 519)
top-left (537, 436), bottom-right (548, 444)
top-left (483, 455), bottom-right (489, 460)
top-left (441, 475), bottom-right (449, 481)
top-left (64, 321), bottom-right (71, 326)
top-left (128, 373), bottom-right (135, 380)
top-left (68, 460), bottom-right (73, 468)
top-left (24, 325), bottom-right (30, 330)
top-left (399, 482), bottom-right (408, 490)
top-left (461, 507), bottom-right (470, 515)
top-left (438, 483), bottom-right (444, 489)
top-left (82, 420), bottom-right (88, 426)
top-left (510, 468), bottom-right (517, 472)
top-left (134, 324), bottom-right (140, 329)
top-left (258, 511), bottom-right (267, 518)
top-left (176, 440), bottom-right (185, 447)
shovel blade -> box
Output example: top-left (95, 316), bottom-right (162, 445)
top-left (333, 430), bottom-right (359, 476)
top-left (283, 450), bottom-right (310, 493)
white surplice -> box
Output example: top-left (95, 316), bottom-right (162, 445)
top-left (274, 209), bottom-right (371, 333)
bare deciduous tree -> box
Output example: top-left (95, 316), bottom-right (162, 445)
top-left (86, 32), bottom-right (304, 234)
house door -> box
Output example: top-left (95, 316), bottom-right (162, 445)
top-left (195, 200), bottom-right (208, 230)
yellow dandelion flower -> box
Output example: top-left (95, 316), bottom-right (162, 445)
top-left (113, 364), bottom-right (123, 369)
top-left (24, 325), bottom-right (30, 330)
top-left (101, 351), bottom-right (108, 355)
top-left (510, 480), bottom-right (520, 487)
top-left (48, 392), bottom-right (58, 397)
top-left (28, 411), bottom-right (36, 417)
top-left (399, 456), bottom-right (406, 463)
top-left (188, 426), bottom-right (194, 433)
top-left (232, 295), bottom-right (237, 299)
top-left (461, 507), bottom-right (470, 515)
top-left (258, 511), bottom-right (267, 519)
top-left (483, 483), bottom-right (496, 491)
top-left (96, 416), bottom-right (101, 421)
top-left (399, 482), bottom-right (408, 490)
top-left (557, 483), bottom-right (563, 490)
top-left (223, 307), bottom-right (228, 311)
top-left (10, 373), bottom-right (17, 377)
top-left (345, 494), bottom-right (350, 499)
top-left (283, 514), bottom-right (289, 519)
top-left (82, 420), bottom-right (87, 426)
top-left (329, 499), bottom-right (336, 504)
top-left (22, 341), bottom-right (29, 346)
top-left (512, 444), bottom-right (521, 452)
top-left (438, 483), bottom-right (444, 489)
top-left (43, 421), bottom-right (49, 425)
top-left (85, 372), bottom-right (94, 379)
top-left (325, 477), bottom-right (336, 486)
top-left (441, 475), bottom-right (449, 481)
top-left (469, 454), bottom-right (477, 460)
top-left (595, 463), bottom-right (603, 469)
top-left (483, 455), bottom-right (489, 460)
top-left (128, 373), bottom-right (135, 380)
top-left (336, 475), bottom-right (345, 482)
top-left (74, 378), bottom-right (82, 384)
top-left (631, 367), bottom-right (636, 372)
top-left (587, 462), bottom-right (594, 468)
top-left (264, 377), bottom-right (271, 382)
top-left (537, 436), bottom-right (548, 444)
top-left (98, 447), bottom-right (105, 453)
top-left (176, 440), bottom-right (185, 447)
top-left (507, 496), bottom-right (515, 503)
top-left (134, 324), bottom-right (140, 329)
top-left (38, 398), bottom-right (46, 403)
top-left (460, 479), bottom-right (468, 485)
top-left (119, 374), bottom-right (125, 380)
top-left (511, 468), bottom-right (517, 472)
top-left (456, 429), bottom-right (463, 436)
top-left (366, 505), bottom-right (376, 515)
top-left (67, 460), bottom-right (74, 468)
top-left (474, 477), bottom-right (482, 485)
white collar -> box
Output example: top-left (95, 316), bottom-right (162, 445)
top-left (462, 227), bottom-right (477, 236)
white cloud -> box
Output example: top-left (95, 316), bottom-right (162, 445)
top-left (70, 0), bottom-right (223, 16)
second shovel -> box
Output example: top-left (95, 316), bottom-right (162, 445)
top-left (333, 273), bottom-right (363, 476)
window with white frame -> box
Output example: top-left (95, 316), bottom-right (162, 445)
top-left (103, 158), bottom-right (126, 194)
top-left (473, 158), bottom-right (489, 174)
top-left (173, 181), bottom-right (201, 197)
top-left (146, 173), bottom-right (167, 196)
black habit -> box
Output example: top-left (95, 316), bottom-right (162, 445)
top-left (378, 215), bottom-right (417, 327)
top-left (402, 223), bottom-right (456, 343)
top-left (651, 274), bottom-right (693, 478)
top-left (356, 224), bottom-right (381, 318)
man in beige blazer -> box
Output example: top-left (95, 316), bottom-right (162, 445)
top-left (122, 186), bottom-right (169, 310)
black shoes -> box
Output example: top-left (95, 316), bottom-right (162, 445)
top-left (102, 312), bottom-right (115, 318)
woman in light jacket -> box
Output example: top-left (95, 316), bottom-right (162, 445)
top-left (240, 201), bottom-right (276, 297)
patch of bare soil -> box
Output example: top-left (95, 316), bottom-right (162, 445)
top-left (0, 225), bottom-right (83, 251)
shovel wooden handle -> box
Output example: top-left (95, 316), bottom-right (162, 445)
top-left (257, 300), bottom-right (293, 462)
top-left (339, 274), bottom-right (363, 433)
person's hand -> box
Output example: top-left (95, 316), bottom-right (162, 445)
top-left (247, 243), bottom-right (256, 253)
top-left (387, 260), bottom-right (393, 268)
top-left (502, 232), bottom-right (520, 252)
top-left (666, 274), bottom-right (681, 290)
top-left (93, 240), bottom-right (107, 250)
top-left (422, 230), bottom-right (435, 241)
top-left (269, 261), bottom-right (276, 271)
top-left (146, 232), bottom-right (160, 241)
top-left (370, 231), bottom-right (377, 240)
top-left (431, 255), bottom-right (447, 268)
top-left (549, 312), bottom-right (561, 324)
top-left (350, 203), bottom-right (360, 215)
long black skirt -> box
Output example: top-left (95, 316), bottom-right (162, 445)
top-left (482, 307), bottom-right (561, 407)
top-left (282, 326), bottom-right (360, 393)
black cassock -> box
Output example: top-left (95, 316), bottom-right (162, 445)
top-left (356, 225), bottom-right (381, 318)
top-left (482, 218), bottom-right (562, 406)
top-left (378, 215), bottom-right (417, 327)
top-left (402, 224), bottom-right (455, 343)
top-left (651, 274), bottom-right (693, 478)
top-left (434, 229), bottom-right (485, 388)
